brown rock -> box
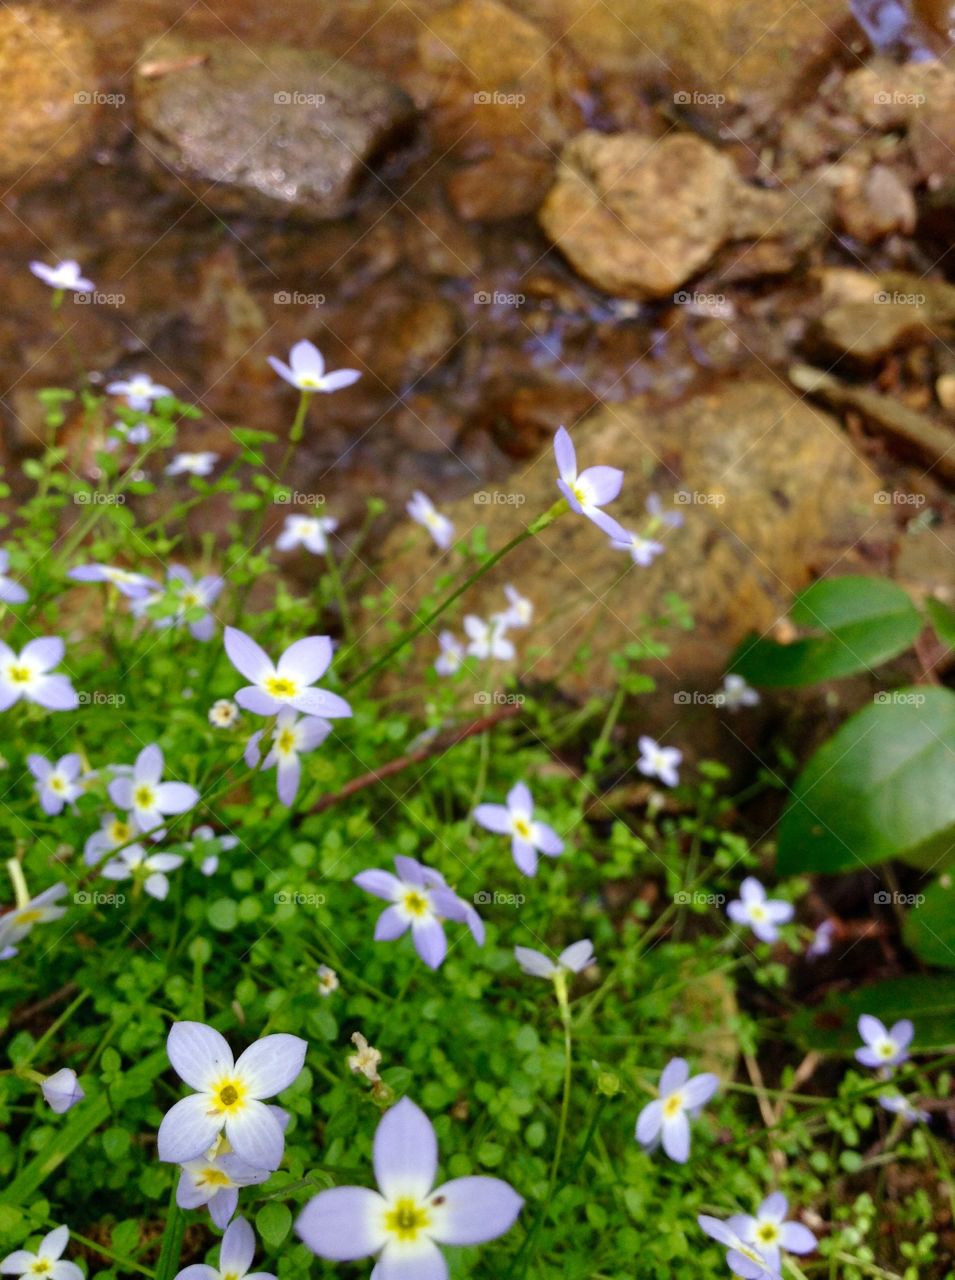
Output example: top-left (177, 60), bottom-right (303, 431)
top-left (0, 7), bottom-right (98, 186)
top-left (834, 162), bottom-right (917, 242)
top-left (447, 153), bottom-right (554, 221)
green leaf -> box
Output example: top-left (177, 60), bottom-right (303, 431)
top-left (789, 975), bottom-right (955, 1052)
top-left (732, 576), bottom-right (921, 687)
top-left (903, 874), bottom-right (955, 969)
top-left (778, 687), bottom-right (955, 873)
top-left (256, 1202), bottom-right (292, 1250)
top-left (926, 596), bottom-right (955, 651)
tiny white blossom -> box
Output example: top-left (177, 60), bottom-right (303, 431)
top-left (434, 630), bottom-right (465, 676)
top-left (30, 260), bottom-right (94, 293)
top-left (106, 373), bottom-right (172, 410)
top-left (41, 1068), bottom-right (85, 1114)
top-left (407, 490), bottom-right (454, 550)
top-left (0, 1226), bottom-right (82, 1280)
top-left (276, 514), bottom-right (339, 555)
top-left (727, 878), bottom-right (794, 944)
top-left (166, 451), bottom-right (218, 477)
top-left (317, 964), bottom-right (339, 996)
top-left (209, 698), bottom-right (241, 728)
top-left (268, 340), bottom-right (361, 393)
top-left (636, 735), bottom-right (682, 787)
top-left (464, 615), bottom-right (514, 661)
top-left (718, 674), bottom-right (760, 710)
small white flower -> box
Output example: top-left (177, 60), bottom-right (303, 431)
top-left (276, 514), bottom-right (339, 555)
top-left (474, 781), bottom-right (564, 876)
top-left (464, 615), bottom-right (514, 661)
top-left (209, 699), bottom-right (241, 728)
top-left (244, 708), bottom-right (332, 805)
top-left (0, 549), bottom-right (27, 605)
top-left (108, 743), bottom-right (199, 839)
top-left (348, 1032), bottom-right (382, 1082)
top-left (317, 964), bottom-right (339, 996)
top-left (636, 735), bottom-right (682, 787)
top-left (268, 340), bottom-right (361, 393)
top-left (165, 451), bottom-right (218, 477)
top-left (495, 584), bottom-right (533, 629)
top-left (101, 847), bottom-right (184, 900)
top-left (727, 878), bottom-right (794, 944)
top-left (171, 1217), bottom-right (275, 1280)
top-left (727, 1192), bottom-right (818, 1273)
top-left (0, 883), bottom-right (68, 956)
top-left (106, 373), bottom-right (172, 410)
top-left (27, 753), bottom-right (84, 816)
top-left (41, 1068), bottom-right (85, 1114)
top-left (514, 939), bottom-right (594, 979)
top-left (68, 563), bottom-right (158, 599)
top-left (879, 1093), bottom-right (929, 1125)
top-left (30, 260), bottom-right (94, 293)
top-left (224, 628), bottom-right (351, 720)
top-left (0, 638), bottom-right (78, 711)
top-left (83, 812), bottom-right (142, 867)
top-left (636, 1058), bottom-right (719, 1163)
top-left (407, 490), bottom-right (454, 550)
top-left (718, 674), bottom-right (760, 710)
top-left (856, 1014), bottom-right (913, 1070)
top-left (0, 1226), bottom-right (83, 1280)
top-left (607, 528), bottom-right (665, 566)
top-left (434, 630), bottom-right (464, 676)
top-left (176, 1154), bottom-right (270, 1229)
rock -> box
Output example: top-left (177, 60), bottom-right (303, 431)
top-left (414, 0), bottom-right (586, 158)
top-left (539, 131), bottom-right (737, 299)
top-left (133, 33), bottom-right (416, 221)
top-left (447, 153), bottom-right (554, 221)
top-left (0, 7), bottom-right (98, 186)
top-left (348, 294), bottom-right (461, 391)
top-left (833, 162), bottom-right (917, 242)
top-left (813, 268), bottom-right (955, 361)
top-left (369, 381), bottom-right (888, 707)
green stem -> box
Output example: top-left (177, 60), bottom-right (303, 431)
top-left (51, 1224), bottom-right (155, 1278)
top-left (153, 1188), bottom-right (185, 1280)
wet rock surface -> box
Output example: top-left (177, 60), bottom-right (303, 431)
top-left (133, 32), bottom-right (417, 221)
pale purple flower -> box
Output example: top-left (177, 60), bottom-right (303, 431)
top-left (553, 425), bottom-right (623, 524)
top-left (83, 812), bottom-right (142, 867)
top-left (636, 735), bottom-right (682, 787)
top-left (106, 373), bottom-right (173, 410)
top-left (463, 616), bottom-right (514, 661)
top-left (494, 585), bottom-right (533, 629)
top-left (244, 708), bottom-right (332, 805)
top-left (41, 1068), bottom-right (85, 1114)
top-left (807, 919), bottom-right (835, 959)
top-left (107, 420), bottom-right (152, 449)
top-left (0, 884), bottom-right (67, 955)
top-left (157, 1021), bottom-right (306, 1169)
top-left (474, 782), bottom-right (563, 876)
top-left (276, 514), bottom-right (339, 555)
top-left (101, 846), bottom-right (184, 900)
top-left (607, 527), bottom-right (665, 566)
top-left (434, 631), bottom-right (464, 676)
top-left (0, 550), bottom-right (27, 605)
top-left (646, 493), bottom-right (684, 529)
top-left (879, 1093), bottom-right (929, 1125)
top-left (68, 563), bottom-right (158, 599)
top-left (108, 743), bottom-right (199, 839)
top-left (296, 1096), bottom-right (522, 1275)
top-left (727, 1193), bottom-right (817, 1273)
top-left (0, 638), bottom-right (78, 711)
top-left (166, 451), bottom-right (219, 477)
top-left (30, 260), bottom-right (94, 293)
top-left (176, 1157), bottom-right (270, 1229)
top-left (855, 1015), bottom-right (914, 1070)
top-left (407, 491), bottom-right (454, 551)
top-left (514, 939), bottom-right (594, 979)
top-left (134, 565), bottom-right (224, 641)
top-left (0, 1226), bottom-right (83, 1280)
top-left (698, 1214), bottom-right (780, 1280)
top-left (354, 856), bottom-right (485, 970)
top-left (719, 674), bottom-right (760, 710)
top-left (209, 698), bottom-right (241, 728)
top-left (268, 340), bottom-right (361, 393)
top-left (172, 1217), bottom-right (274, 1280)
top-left (224, 627), bottom-right (351, 719)
top-left (727, 878), bottom-right (794, 945)
top-left (27, 753), bottom-right (83, 815)
top-left (635, 1057), bottom-right (719, 1163)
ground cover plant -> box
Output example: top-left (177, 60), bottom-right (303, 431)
top-left (1, 272), bottom-right (953, 1280)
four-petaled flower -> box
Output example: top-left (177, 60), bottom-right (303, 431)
top-left (30, 260), bottom-right (93, 293)
top-left (27, 753), bottom-right (84, 816)
top-left (727, 878), bottom-right (794, 945)
top-left (172, 1216), bottom-right (275, 1280)
top-left (224, 627), bottom-right (352, 719)
top-left (276, 514), bottom-right (339, 555)
top-left (244, 709), bottom-right (332, 805)
top-left (879, 1093), bottom-right (929, 1125)
top-left (106, 373), bottom-right (172, 410)
top-left (41, 1068), bottom-right (85, 1114)
top-left (166, 452), bottom-right (219, 477)
top-left (101, 846), bottom-right (184, 901)
top-left (494, 584), bottom-right (533, 629)
top-left (176, 1155), bottom-right (270, 1229)
top-left (68, 563), bottom-right (157, 599)
top-left (108, 744), bottom-right (199, 839)
top-left (726, 1192), bottom-right (817, 1274)
top-left (296, 1096), bottom-right (523, 1279)
top-left (84, 812), bottom-right (141, 867)
top-left (0, 638), bottom-right (78, 711)
top-left (474, 782), bottom-right (564, 876)
top-left (434, 631), bottom-right (464, 676)
top-left (636, 735), bottom-right (682, 787)
top-left (0, 1226), bottom-right (83, 1280)
top-left (514, 938), bottom-right (594, 979)
top-left (317, 964), bottom-right (339, 996)
top-left (0, 549), bottom-right (27, 604)
top-left (268, 340), bottom-right (361, 393)
top-left (0, 884), bottom-right (68, 959)
top-left (719, 674), bottom-right (760, 710)
top-left (407, 491), bottom-right (454, 551)
top-left (463, 616), bottom-right (514, 662)
top-left (607, 527), bottom-right (665, 566)
top-left (697, 1213), bottom-right (780, 1280)
top-left (635, 1057), bottom-right (719, 1163)
top-left (157, 1021), bottom-right (307, 1170)
top-left (354, 856), bottom-right (485, 970)
top-left (855, 1014), bottom-right (913, 1070)
top-left (553, 425), bottom-right (623, 526)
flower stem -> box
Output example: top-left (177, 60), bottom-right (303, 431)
top-left (153, 1186), bottom-right (184, 1280)
top-left (347, 500), bottom-right (567, 691)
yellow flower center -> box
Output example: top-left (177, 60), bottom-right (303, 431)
top-left (265, 676), bottom-right (298, 698)
top-left (663, 1092), bottom-right (684, 1118)
top-left (197, 1167), bottom-right (232, 1188)
top-left (756, 1223), bottom-right (779, 1244)
top-left (384, 1198), bottom-right (432, 1242)
top-left (403, 890), bottom-right (430, 918)
top-left (49, 776), bottom-right (66, 793)
top-left (110, 821), bottom-right (131, 843)
top-left (210, 1078), bottom-right (247, 1114)
top-left (8, 664), bottom-right (32, 684)
top-left (276, 728), bottom-right (297, 754)
top-left (750, 904), bottom-right (766, 921)
top-left (15, 909), bottom-right (43, 925)
top-left (31, 1263), bottom-right (51, 1276)
top-left (878, 1041), bottom-right (896, 1059)
top-left (134, 784), bottom-right (156, 809)
top-left (513, 817), bottom-right (532, 839)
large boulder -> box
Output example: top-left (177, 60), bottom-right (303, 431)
top-left (133, 33), bottom-right (416, 221)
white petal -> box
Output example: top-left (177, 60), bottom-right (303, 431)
top-left (373, 1098), bottom-right (437, 1201)
top-left (168, 1022), bottom-right (234, 1090)
top-left (235, 1034), bottom-right (307, 1099)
